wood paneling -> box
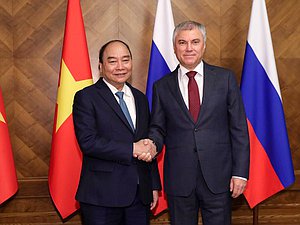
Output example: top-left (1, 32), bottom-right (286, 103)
top-left (0, 0), bottom-right (299, 224)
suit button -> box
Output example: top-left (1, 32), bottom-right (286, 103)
top-left (194, 128), bottom-right (199, 132)
top-left (194, 148), bottom-right (197, 152)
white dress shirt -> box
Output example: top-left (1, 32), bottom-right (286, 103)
top-left (103, 79), bottom-right (136, 129)
top-left (178, 61), bottom-right (204, 108)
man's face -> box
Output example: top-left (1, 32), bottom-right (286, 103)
top-left (100, 42), bottom-right (132, 90)
top-left (174, 28), bottom-right (206, 70)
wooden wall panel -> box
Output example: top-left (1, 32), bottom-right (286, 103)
top-left (0, 0), bottom-right (299, 224)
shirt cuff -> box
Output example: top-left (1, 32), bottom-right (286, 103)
top-left (232, 176), bottom-right (247, 181)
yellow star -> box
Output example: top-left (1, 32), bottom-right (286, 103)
top-left (0, 112), bottom-right (6, 124)
top-left (56, 59), bottom-right (93, 132)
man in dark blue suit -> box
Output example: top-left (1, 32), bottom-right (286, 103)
top-left (149, 21), bottom-right (250, 225)
top-left (73, 40), bottom-right (161, 225)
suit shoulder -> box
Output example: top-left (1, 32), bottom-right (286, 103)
top-left (154, 71), bottom-right (175, 86)
top-left (205, 63), bottom-right (237, 83)
top-left (205, 63), bottom-right (234, 74)
top-left (130, 85), bottom-right (144, 96)
top-left (128, 85), bottom-right (148, 101)
top-left (75, 83), bottom-right (96, 96)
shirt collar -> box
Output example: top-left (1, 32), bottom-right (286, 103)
top-left (103, 78), bottom-right (132, 97)
top-left (179, 61), bottom-right (204, 80)
top-left (179, 60), bottom-right (204, 75)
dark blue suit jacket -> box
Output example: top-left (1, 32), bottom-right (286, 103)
top-left (149, 62), bottom-right (249, 196)
top-left (73, 78), bottom-right (161, 207)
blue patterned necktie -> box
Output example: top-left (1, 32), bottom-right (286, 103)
top-left (115, 91), bottom-right (135, 131)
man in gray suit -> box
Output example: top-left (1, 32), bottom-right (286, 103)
top-left (149, 21), bottom-right (250, 225)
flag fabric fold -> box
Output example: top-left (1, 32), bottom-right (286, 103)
top-left (241, 0), bottom-right (295, 208)
top-left (0, 88), bottom-right (18, 205)
top-left (48, 0), bottom-right (93, 219)
top-left (146, 0), bottom-right (178, 215)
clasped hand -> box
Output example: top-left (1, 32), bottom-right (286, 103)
top-left (133, 139), bottom-right (157, 162)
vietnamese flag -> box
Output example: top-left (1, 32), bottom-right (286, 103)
top-left (0, 88), bottom-right (18, 205)
top-left (48, 0), bottom-right (93, 219)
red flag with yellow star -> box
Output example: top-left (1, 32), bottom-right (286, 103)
top-left (0, 88), bottom-right (18, 205)
top-left (48, 0), bottom-right (92, 219)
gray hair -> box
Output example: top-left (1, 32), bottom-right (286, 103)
top-left (172, 21), bottom-right (207, 44)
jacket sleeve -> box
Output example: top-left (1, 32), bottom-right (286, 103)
top-left (150, 159), bottom-right (162, 190)
top-left (72, 90), bottom-right (133, 165)
top-left (148, 82), bottom-right (166, 153)
top-left (227, 72), bottom-right (250, 179)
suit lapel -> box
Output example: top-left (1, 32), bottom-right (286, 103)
top-left (166, 63), bottom-right (218, 125)
top-left (166, 69), bottom-right (195, 123)
top-left (95, 78), bottom-right (135, 133)
top-left (131, 87), bottom-right (143, 135)
top-left (196, 63), bottom-right (217, 124)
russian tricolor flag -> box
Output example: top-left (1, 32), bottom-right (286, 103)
top-left (241, 0), bottom-right (295, 208)
top-left (146, 0), bottom-right (178, 215)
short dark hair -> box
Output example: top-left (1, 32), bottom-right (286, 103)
top-left (98, 40), bottom-right (132, 64)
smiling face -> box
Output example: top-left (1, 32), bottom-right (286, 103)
top-left (174, 28), bottom-right (206, 70)
top-left (100, 41), bottom-right (132, 90)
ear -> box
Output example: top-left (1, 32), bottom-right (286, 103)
top-left (98, 63), bottom-right (102, 74)
top-left (202, 44), bottom-right (206, 53)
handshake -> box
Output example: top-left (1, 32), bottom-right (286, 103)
top-left (133, 139), bottom-right (157, 162)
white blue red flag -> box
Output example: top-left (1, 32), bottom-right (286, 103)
top-left (146, 0), bottom-right (178, 215)
top-left (241, 0), bottom-right (295, 208)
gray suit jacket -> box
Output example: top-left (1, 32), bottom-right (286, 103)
top-left (149, 62), bottom-right (249, 196)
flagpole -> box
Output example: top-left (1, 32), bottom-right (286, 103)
top-left (253, 205), bottom-right (259, 225)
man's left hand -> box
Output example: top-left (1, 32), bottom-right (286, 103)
top-left (150, 190), bottom-right (159, 210)
top-left (230, 178), bottom-right (247, 198)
